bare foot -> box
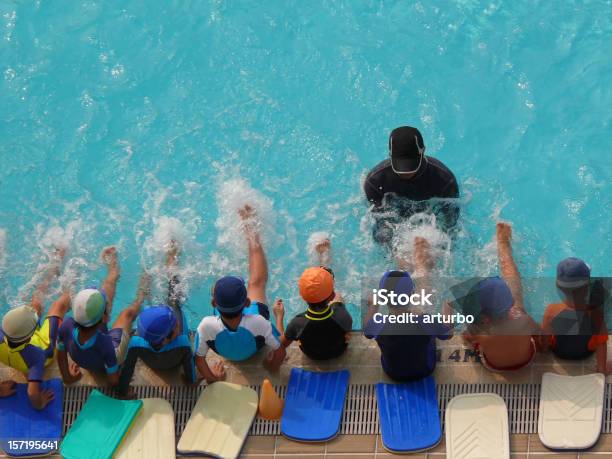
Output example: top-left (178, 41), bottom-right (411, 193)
top-left (315, 238), bottom-right (331, 255)
top-left (54, 247), bottom-right (67, 260)
top-left (101, 246), bottom-right (118, 266)
top-left (238, 204), bottom-right (255, 221)
top-left (496, 222), bottom-right (512, 243)
top-left (165, 240), bottom-right (180, 268)
top-left (314, 237), bottom-right (331, 266)
top-left (238, 205), bottom-right (260, 242)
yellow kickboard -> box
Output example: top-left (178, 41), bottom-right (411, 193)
top-left (177, 382), bottom-right (258, 459)
top-left (115, 398), bottom-right (176, 459)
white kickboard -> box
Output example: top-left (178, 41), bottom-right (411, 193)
top-left (445, 393), bottom-right (509, 459)
top-left (177, 382), bottom-right (258, 459)
top-left (115, 398), bottom-right (176, 459)
top-left (538, 372), bottom-right (605, 450)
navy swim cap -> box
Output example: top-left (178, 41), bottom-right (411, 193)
top-left (556, 257), bottom-right (591, 289)
top-left (379, 270), bottom-right (415, 296)
top-left (213, 276), bottom-right (248, 314)
top-left (476, 277), bottom-right (513, 319)
top-left (137, 305), bottom-right (177, 346)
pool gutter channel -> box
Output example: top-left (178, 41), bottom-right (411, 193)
top-left (61, 382), bottom-right (612, 437)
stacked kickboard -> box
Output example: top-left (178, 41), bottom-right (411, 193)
top-left (60, 390), bottom-right (142, 459)
top-left (445, 393), bottom-right (509, 459)
top-left (538, 372), bottom-right (605, 451)
top-left (376, 375), bottom-right (441, 453)
top-left (177, 382), bottom-right (258, 459)
top-left (0, 379), bottom-right (63, 457)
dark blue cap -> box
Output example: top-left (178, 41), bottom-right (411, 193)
top-left (556, 257), bottom-right (591, 289)
top-left (213, 276), bottom-right (248, 314)
top-left (379, 270), bottom-right (415, 296)
top-left (476, 277), bottom-right (513, 318)
top-left (137, 305), bottom-right (177, 346)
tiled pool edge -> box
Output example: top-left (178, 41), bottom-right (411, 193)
top-left (3, 334), bottom-right (612, 458)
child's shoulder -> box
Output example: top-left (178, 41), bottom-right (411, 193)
top-left (241, 313), bottom-right (273, 330)
top-left (197, 315), bottom-right (220, 329)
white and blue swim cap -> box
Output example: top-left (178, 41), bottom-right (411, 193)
top-left (73, 288), bottom-right (106, 327)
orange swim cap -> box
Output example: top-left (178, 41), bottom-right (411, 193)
top-left (298, 267), bottom-right (334, 303)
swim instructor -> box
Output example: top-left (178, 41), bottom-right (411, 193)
top-left (363, 126), bottom-right (459, 244)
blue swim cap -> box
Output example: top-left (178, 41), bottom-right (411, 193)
top-left (137, 305), bottom-right (177, 346)
top-left (379, 270), bottom-right (414, 296)
top-left (556, 257), bottom-right (591, 289)
top-left (213, 276), bottom-right (248, 314)
top-left (476, 277), bottom-right (513, 319)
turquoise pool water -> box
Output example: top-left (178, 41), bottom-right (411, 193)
top-left (1, 1), bottom-right (611, 327)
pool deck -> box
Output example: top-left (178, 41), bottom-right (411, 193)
top-left (2, 334), bottom-right (612, 458)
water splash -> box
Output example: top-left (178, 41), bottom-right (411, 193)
top-left (0, 228), bottom-right (6, 277)
top-left (137, 181), bottom-right (207, 308)
top-left (214, 177), bottom-right (278, 263)
top-left (392, 212), bottom-right (453, 274)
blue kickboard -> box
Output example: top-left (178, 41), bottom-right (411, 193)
top-left (0, 379), bottom-right (63, 457)
top-left (281, 368), bottom-right (350, 442)
top-left (376, 376), bottom-right (441, 453)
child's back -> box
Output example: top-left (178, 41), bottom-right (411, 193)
top-left (542, 258), bottom-right (607, 367)
top-left (366, 316), bottom-right (450, 381)
top-left (58, 315), bottom-right (126, 374)
top-left (285, 301), bottom-right (352, 360)
top-left (465, 277), bottom-right (539, 371)
top-left (281, 266), bottom-right (353, 360)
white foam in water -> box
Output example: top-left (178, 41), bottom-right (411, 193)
top-left (41, 222), bottom-right (96, 295)
top-left (138, 184), bottom-right (208, 307)
top-left (473, 239), bottom-right (499, 276)
top-left (392, 212), bottom-right (452, 274)
top-left (215, 177), bottom-right (277, 260)
top-left (0, 228), bottom-right (6, 276)
top-left (13, 225), bottom-right (77, 305)
top-left (0, 228), bottom-right (7, 304)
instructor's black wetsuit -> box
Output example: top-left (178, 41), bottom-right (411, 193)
top-left (364, 157), bottom-right (459, 244)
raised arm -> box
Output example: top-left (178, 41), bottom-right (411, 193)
top-left (496, 222), bottom-right (525, 310)
top-left (273, 299), bottom-right (285, 334)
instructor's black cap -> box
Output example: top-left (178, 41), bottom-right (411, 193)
top-left (389, 126), bottom-right (425, 174)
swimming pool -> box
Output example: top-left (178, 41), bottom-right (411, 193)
top-left (1, 1), bottom-right (611, 327)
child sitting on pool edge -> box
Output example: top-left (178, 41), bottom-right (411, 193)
top-left (0, 248), bottom-right (69, 409)
top-left (117, 240), bottom-right (197, 398)
top-left (56, 247), bottom-right (147, 387)
top-left (194, 205), bottom-right (286, 383)
top-left (541, 257), bottom-right (609, 374)
top-left (463, 222), bottom-right (542, 372)
top-left (364, 237), bottom-right (453, 381)
top-left (276, 237), bottom-right (353, 360)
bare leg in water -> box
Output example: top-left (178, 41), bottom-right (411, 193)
top-left (165, 240), bottom-right (184, 334)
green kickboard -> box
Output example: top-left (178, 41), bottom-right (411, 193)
top-left (60, 390), bottom-right (143, 459)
